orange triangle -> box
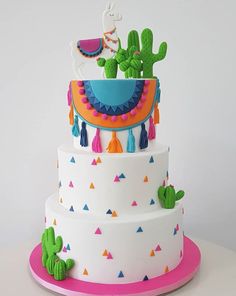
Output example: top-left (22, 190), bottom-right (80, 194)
top-left (83, 268), bottom-right (88, 275)
top-left (102, 249), bottom-right (108, 256)
top-left (90, 182), bottom-right (95, 189)
top-left (59, 197), bottom-right (63, 203)
top-left (150, 250), bottom-right (155, 257)
top-left (144, 176), bottom-right (148, 182)
top-left (53, 219), bottom-right (57, 226)
top-left (97, 157), bottom-right (102, 163)
top-left (112, 211), bottom-right (118, 217)
top-left (164, 266), bottom-right (169, 273)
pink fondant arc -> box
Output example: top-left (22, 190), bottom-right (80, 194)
top-left (29, 236), bottom-right (201, 296)
top-left (79, 38), bottom-right (102, 53)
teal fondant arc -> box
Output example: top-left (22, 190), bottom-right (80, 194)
top-left (89, 80), bottom-right (137, 106)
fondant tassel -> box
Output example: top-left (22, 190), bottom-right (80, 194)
top-left (80, 122), bottom-right (88, 147)
top-left (92, 128), bottom-right (102, 153)
top-left (154, 102), bottom-right (160, 124)
top-left (107, 131), bottom-right (123, 153)
top-left (127, 129), bottom-right (135, 153)
top-left (69, 103), bottom-right (74, 125)
top-left (72, 115), bottom-right (80, 137)
top-left (67, 88), bottom-right (72, 106)
top-left (139, 123), bottom-right (148, 149)
top-left (148, 116), bottom-right (156, 140)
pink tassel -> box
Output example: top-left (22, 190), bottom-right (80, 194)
top-left (148, 116), bottom-right (156, 140)
top-left (92, 128), bottom-right (103, 153)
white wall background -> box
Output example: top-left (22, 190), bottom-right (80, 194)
top-left (0, 0), bottom-right (235, 251)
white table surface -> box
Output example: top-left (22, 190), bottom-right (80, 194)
top-left (1, 238), bottom-right (236, 296)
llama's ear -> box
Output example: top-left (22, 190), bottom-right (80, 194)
top-left (106, 2), bottom-right (112, 11)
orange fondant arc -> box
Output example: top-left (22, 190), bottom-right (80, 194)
top-left (71, 80), bottom-right (157, 129)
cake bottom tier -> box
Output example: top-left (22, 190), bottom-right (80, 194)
top-left (45, 194), bottom-right (184, 284)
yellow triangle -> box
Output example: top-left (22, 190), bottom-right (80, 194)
top-left (53, 219), bottom-right (57, 226)
top-left (102, 249), bottom-right (108, 256)
top-left (164, 266), bottom-right (169, 273)
top-left (97, 157), bottom-right (102, 163)
top-left (150, 250), bottom-right (155, 257)
top-left (144, 176), bottom-right (148, 182)
top-left (112, 211), bottom-right (118, 217)
top-left (83, 268), bottom-right (88, 275)
top-left (90, 182), bottom-right (95, 189)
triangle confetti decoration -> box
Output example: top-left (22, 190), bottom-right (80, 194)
top-left (144, 176), bottom-right (148, 182)
top-left (164, 266), bottom-right (169, 273)
top-left (90, 182), bottom-right (95, 189)
top-left (182, 208), bottom-right (185, 215)
top-left (166, 171), bottom-right (169, 180)
top-left (83, 268), bottom-right (88, 275)
top-left (155, 244), bottom-right (162, 252)
top-left (57, 160), bottom-right (59, 168)
top-left (136, 226), bottom-right (143, 233)
top-left (143, 275), bottom-right (149, 281)
top-left (107, 252), bottom-right (113, 259)
top-left (83, 204), bottom-right (89, 211)
top-left (131, 201), bottom-right (138, 206)
top-left (70, 157), bottom-right (75, 163)
top-left (173, 228), bottom-right (177, 235)
top-left (114, 175), bottom-right (120, 182)
top-left (118, 271), bottom-right (124, 278)
top-left (106, 209), bottom-right (112, 215)
top-left (63, 246), bottom-right (67, 253)
top-left (162, 180), bottom-right (166, 186)
top-left (95, 227), bottom-right (102, 235)
top-left (69, 181), bottom-right (74, 188)
top-left (176, 224), bottom-right (179, 231)
top-left (103, 249), bottom-right (108, 256)
top-left (96, 157), bottom-right (102, 163)
top-left (150, 250), bottom-right (155, 257)
top-left (149, 156), bottom-right (154, 163)
top-left (69, 206), bottom-right (74, 212)
top-left (119, 173), bottom-right (126, 179)
top-left (180, 250), bottom-right (183, 258)
top-left (91, 159), bottom-right (97, 165)
top-left (66, 244), bottom-right (71, 251)
top-left (150, 199), bottom-right (155, 205)
top-left (112, 211), bottom-right (118, 217)
top-left (53, 219), bottom-right (57, 226)
top-left (59, 197), bottom-right (63, 203)
top-left (58, 181), bottom-right (62, 188)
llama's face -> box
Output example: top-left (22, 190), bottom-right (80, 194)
top-left (104, 3), bottom-right (122, 23)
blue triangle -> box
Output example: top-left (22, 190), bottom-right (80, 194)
top-left (166, 171), bottom-right (169, 178)
top-left (70, 157), bottom-right (75, 163)
top-left (69, 206), bottom-right (74, 212)
top-left (173, 228), bottom-right (177, 235)
top-left (66, 244), bottom-right (71, 251)
top-left (149, 156), bottom-right (154, 163)
top-left (83, 204), bottom-right (89, 211)
top-left (106, 209), bottom-right (112, 214)
top-left (150, 199), bottom-right (155, 205)
top-left (137, 227), bottom-right (143, 233)
top-left (118, 271), bottom-right (124, 278)
top-left (119, 173), bottom-right (126, 179)
top-left (59, 181), bottom-right (62, 188)
top-left (143, 275), bottom-right (149, 281)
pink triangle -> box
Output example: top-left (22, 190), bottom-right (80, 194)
top-left (91, 159), bottom-right (97, 165)
top-left (114, 175), bottom-right (120, 182)
top-left (176, 224), bottom-right (179, 231)
top-left (131, 201), bottom-right (138, 206)
top-left (63, 246), bottom-right (67, 253)
top-left (69, 181), bottom-right (74, 188)
top-left (95, 227), bottom-right (102, 235)
top-left (107, 252), bottom-right (113, 259)
top-left (155, 244), bottom-right (162, 252)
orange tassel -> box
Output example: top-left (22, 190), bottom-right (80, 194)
top-left (154, 102), bottom-right (160, 124)
top-left (69, 103), bottom-right (74, 125)
top-left (106, 131), bottom-right (123, 153)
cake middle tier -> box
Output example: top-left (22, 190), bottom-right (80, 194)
top-left (58, 144), bottom-right (169, 216)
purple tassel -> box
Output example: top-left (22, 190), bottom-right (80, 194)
top-left (80, 122), bottom-right (88, 147)
top-left (148, 116), bottom-right (156, 140)
top-left (139, 123), bottom-right (148, 149)
top-left (92, 128), bottom-right (102, 153)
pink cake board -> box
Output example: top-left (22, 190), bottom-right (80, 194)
top-left (29, 236), bottom-right (201, 296)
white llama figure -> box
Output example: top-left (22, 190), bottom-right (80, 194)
top-left (71, 3), bottom-right (122, 79)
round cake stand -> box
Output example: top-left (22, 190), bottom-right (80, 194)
top-left (29, 236), bottom-right (201, 296)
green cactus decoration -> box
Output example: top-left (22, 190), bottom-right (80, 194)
top-left (128, 30), bottom-right (140, 52)
top-left (140, 28), bottom-right (167, 78)
top-left (41, 227), bottom-right (63, 267)
top-left (53, 259), bottom-right (75, 281)
top-left (46, 254), bottom-right (59, 275)
top-left (119, 46), bottom-right (142, 78)
top-left (158, 185), bottom-right (185, 209)
top-left (97, 57), bottom-right (118, 78)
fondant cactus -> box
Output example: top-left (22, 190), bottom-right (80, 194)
top-left (128, 30), bottom-right (140, 52)
top-left (119, 46), bottom-right (142, 78)
top-left (140, 28), bottom-right (167, 78)
top-left (46, 254), bottom-right (59, 275)
top-left (41, 227), bottom-right (63, 267)
top-left (158, 185), bottom-right (185, 209)
top-left (53, 259), bottom-right (75, 281)
top-left (97, 57), bottom-right (118, 78)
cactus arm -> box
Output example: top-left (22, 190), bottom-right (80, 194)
top-left (128, 30), bottom-right (140, 52)
top-left (97, 58), bottom-right (106, 67)
top-left (152, 42), bottom-right (168, 62)
top-left (176, 190), bottom-right (185, 201)
top-left (41, 232), bottom-right (48, 267)
top-left (158, 186), bottom-right (166, 203)
top-left (54, 236), bottom-right (63, 254)
top-left (66, 259), bottom-right (75, 271)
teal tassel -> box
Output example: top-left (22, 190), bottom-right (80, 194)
top-left (80, 122), bottom-right (88, 147)
top-left (139, 123), bottom-right (148, 149)
top-left (72, 115), bottom-right (80, 137)
top-left (127, 129), bottom-right (135, 153)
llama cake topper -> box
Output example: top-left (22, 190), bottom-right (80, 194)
top-left (71, 2), bottom-right (122, 79)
